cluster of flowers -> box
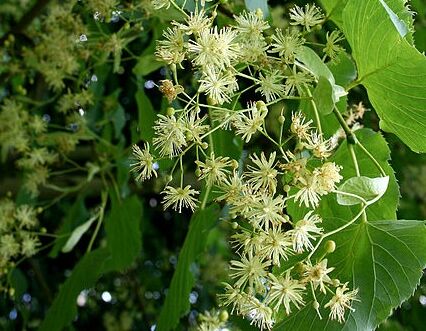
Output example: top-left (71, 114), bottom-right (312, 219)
top-left (131, 1), bottom-right (357, 329)
top-left (0, 198), bottom-right (41, 295)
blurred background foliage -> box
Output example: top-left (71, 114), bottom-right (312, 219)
top-left (0, 0), bottom-right (425, 330)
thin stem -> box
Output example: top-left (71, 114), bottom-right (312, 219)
top-left (201, 185), bottom-right (211, 210)
top-left (356, 140), bottom-right (387, 177)
top-left (86, 191), bottom-right (108, 254)
top-left (306, 205), bottom-right (367, 260)
top-left (331, 190), bottom-right (367, 205)
top-left (348, 144), bottom-right (360, 177)
top-left (306, 87), bottom-right (322, 136)
top-left (332, 106), bottom-right (354, 142)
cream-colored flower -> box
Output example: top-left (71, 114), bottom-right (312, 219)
top-left (289, 4), bottom-right (324, 31)
top-left (153, 115), bottom-right (187, 157)
top-left (247, 151), bottom-right (278, 194)
top-left (305, 131), bottom-right (337, 159)
top-left (303, 259), bottom-right (334, 294)
top-left (255, 70), bottom-right (285, 102)
top-left (248, 194), bottom-right (286, 231)
top-left (182, 109), bottom-right (209, 144)
top-left (198, 67), bottom-right (238, 105)
top-left (15, 205), bottom-right (38, 229)
top-left (233, 101), bottom-right (268, 143)
top-left (258, 227), bottom-right (293, 266)
top-left (290, 111), bottom-right (313, 140)
top-left (245, 298), bottom-right (274, 331)
top-left (130, 143), bottom-right (157, 181)
top-left (230, 254), bottom-right (270, 291)
top-left (323, 30), bottom-right (345, 61)
top-left (188, 26), bottom-right (239, 70)
top-left (155, 27), bottom-right (186, 66)
top-left (195, 153), bottom-right (232, 186)
top-left (324, 282), bottom-right (359, 323)
top-left (173, 9), bottom-right (212, 35)
top-left (294, 174), bottom-right (322, 208)
top-left (290, 211), bottom-right (323, 253)
top-left (314, 162), bottom-right (343, 194)
top-left (162, 185), bottom-right (199, 212)
top-left (269, 28), bottom-right (305, 63)
top-left (265, 272), bottom-right (306, 314)
top-left (234, 10), bottom-right (269, 35)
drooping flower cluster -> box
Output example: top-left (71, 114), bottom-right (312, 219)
top-left (130, 2), bottom-right (357, 329)
top-left (0, 198), bottom-right (42, 295)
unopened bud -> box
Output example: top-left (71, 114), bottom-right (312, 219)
top-left (195, 168), bottom-right (201, 177)
top-left (231, 222), bottom-right (239, 230)
top-left (165, 175), bottom-right (173, 183)
top-left (256, 100), bottom-right (266, 111)
top-left (219, 310), bottom-right (229, 322)
top-left (255, 8), bottom-right (263, 19)
top-left (278, 115), bottom-right (285, 124)
top-left (325, 240), bottom-right (336, 253)
top-left (332, 279), bottom-right (341, 287)
top-left (283, 184), bottom-right (291, 192)
top-left (313, 301), bottom-right (320, 310)
top-left (231, 159), bottom-right (239, 169)
top-left (293, 262), bottom-right (305, 274)
top-left (201, 142), bottom-right (209, 149)
top-left (166, 107), bottom-right (175, 116)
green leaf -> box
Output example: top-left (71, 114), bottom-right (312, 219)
top-left (133, 54), bottom-right (163, 77)
top-left (105, 195), bottom-right (143, 271)
top-left (337, 176), bottom-right (389, 206)
top-left (275, 219), bottom-right (426, 331)
top-left (157, 204), bottom-right (221, 331)
top-left (333, 130), bottom-right (400, 221)
top-left (39, 248), bottom-right (110, 331)
top-left (319, 0), bottom-right (347, 28)
top-left (244, 0), bottom-right (269, 18)
top-left (112, 104), bottom-right (126, 139)
top-left (49, 196), bottom-right (89, 258)
top-left (327, 52), bottom-right (357, 88)
top-left (313, 76), bottom-right (334, 115)
top-left (342, 0), bottom-right (426, 152)
top-left (61, 214), bottom-right (98, 253)
top-left (135, 90), bottom-right (156, 143)
top-left (8, 268), bottom-right (28, 300)
top-left (296, 46), bottom-right (346, 103)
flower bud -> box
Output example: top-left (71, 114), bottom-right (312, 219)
top-left (278, 115), bottom-right (285, 124)
top-left (313, 301), bottom-right (320, 310)
top-left (231, 159), bottom-right (239, 169)
top-left (195, 168), bottom-right (201, 177)
top-left (325, 240), bottom-right (336, 253)
top-left (166, 107), bottom-right (175, 116)
top-left (231, 222), bottom-right (239, 230)
top-left (219, 310), bottom-right (229, 322)
top-left (332, 278), bottom-right (341, 287)
top-left (201, 142), bottom-right (209, 149)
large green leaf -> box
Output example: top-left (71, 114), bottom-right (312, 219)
top-left (135, 90), bottom-right (156, 143)
top-left (39, 248), bottom-right (110, 331)
top-left (320, 0), bottom-right (414, 39)
top-left (105, 195), bottom-right (143, 271)
top-left (157, 203), bottom-right (221, 331)
top-left (274, 219), bottom-right (426, 331)
top-left (342, 0), bottom-right (426, 152)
